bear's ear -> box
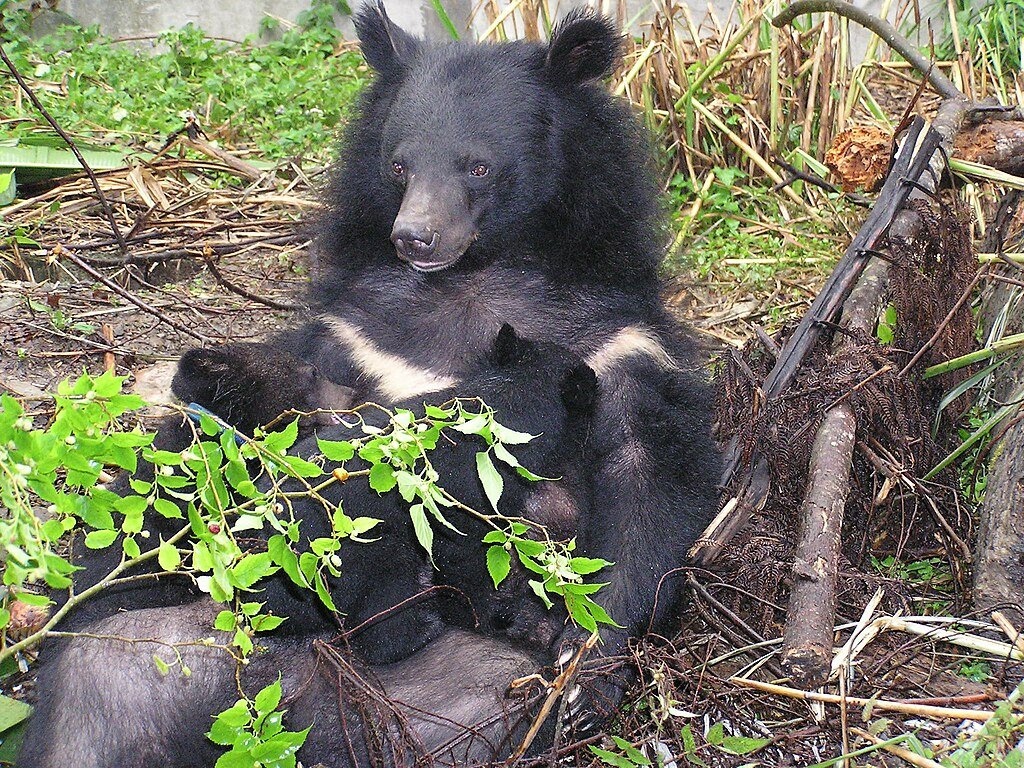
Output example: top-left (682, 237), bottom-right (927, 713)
top-left (491, 323), bottom-right (530, 367)
top-left (545, 9), bottom-right (621, 84)
top-left (559, 363), bottom-right (599, 414)
top-left (355, 2), bottom-right (421, 76)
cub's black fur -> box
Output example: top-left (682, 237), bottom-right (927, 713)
top-left (57, 326), bottom-right (595, 659)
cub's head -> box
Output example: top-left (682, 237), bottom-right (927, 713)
top-left (352, 2), bottom-right (622, 272)
top-left (483, 323), bottom-right (598, 442)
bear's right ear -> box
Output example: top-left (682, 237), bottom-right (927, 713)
top-left (355, 2), bottom-right (421, 76)
top-left (559, 363), bottom-right (599, 414)
top-left (545, 9), bottom-right (621, 85)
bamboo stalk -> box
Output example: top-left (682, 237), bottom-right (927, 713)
top-left (849, 728), bottom-right (946, 768)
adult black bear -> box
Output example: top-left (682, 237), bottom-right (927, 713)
top-left (174, 1), bottom-right (721, 721)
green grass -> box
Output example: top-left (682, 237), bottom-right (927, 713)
top-left (1, 6), bottom-right (369, 161)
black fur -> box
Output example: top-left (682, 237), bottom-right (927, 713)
top-left (180, 1), bottom-right (719, 714)
top-left (22, 6), bottom-right (722, 762)
top-left (19, 603), bottom-right (545, 768)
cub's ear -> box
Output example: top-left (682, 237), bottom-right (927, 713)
top-left (355, 1), bottom-right (421, 76)
top-left (545, 9), bottom-right (621, 84)
top-left (491, 323), bottom-right (531, 367)
top-left (559, 363), bottom-right (599, 414)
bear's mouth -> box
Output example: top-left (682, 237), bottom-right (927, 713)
top-left (397, 239), bottom-right (471, 273)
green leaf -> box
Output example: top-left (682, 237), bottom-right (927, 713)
top-left (368, 463), bottom-right (397, 493)
top-left (84, 529), bottom-right (118, 549)
top-left (486, 545), bottom-right (511, 588)
top-left (215, 610), bottom-right (237, 632)
top-left (152, 655), bottom-right (170, 676)
top-left (254, 681), bottom-right (282, 714)
top-left (157, 541), bottom-right (181, 571)
top-left (154, 498), bottom-right (183, 518)
top-left (482, 529), bottom-right (507, 544)
top-left (0, 695), bottom-right (32, 733)
top-left (409, 503), bottom-right (433, 557)
top-left (475, 451), bottom-right (503, 511)
top-left (569, 557), bottom-right (613, 575)
top-left (719, 735), bottom-right (770, 755)
top-left (317, 438), bottom-right (354, 461)
top-left (251, 614), bottom-right (286, 632)
top-left (588, 746), bottom-right (637, 767)
top-left (231, 553), bottom-right (275, 589)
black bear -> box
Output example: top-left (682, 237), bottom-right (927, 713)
top-left (174, 0), bottom-right (722, 721)
top-left (20, 602), bottom-right (548, 768)
top-left (18, 327), bottom-right (595, 766)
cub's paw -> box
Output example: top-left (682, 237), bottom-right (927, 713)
top-left (555, 628), bottom-right (631, 734)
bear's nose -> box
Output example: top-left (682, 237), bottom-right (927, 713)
top-left (391, 228), bottom-right (439, 263)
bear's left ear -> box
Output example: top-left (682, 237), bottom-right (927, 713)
top-left (355, 1), bottom-right (421, 76)
top-left (545, 9), bottom-right (621, 84)
top-left (491, 323), bottom-right (530, 367)
top-left (559, 363), bottom-right (599, 414)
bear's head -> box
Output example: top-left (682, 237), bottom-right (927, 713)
top-left (334, 3), bottom-right (655, 278)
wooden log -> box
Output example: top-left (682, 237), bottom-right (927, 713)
top-left (953, 121), bottom-right (1024, 176)
top-left (780, 259), bottom-right (887, 687)
top-left (975, 396), bottom-right (1024, 624)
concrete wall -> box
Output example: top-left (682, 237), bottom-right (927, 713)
top-left (56, 0), bottom-right (946, 59)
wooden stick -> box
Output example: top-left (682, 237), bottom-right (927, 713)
top-left (849, 727), bottom-right (946, 768)
top-left (781, 256), bottom-right (887, 687)
top-left (101, 323), bottom-right (116, 372)
top-left (731, 677), bottom-right (993, 721)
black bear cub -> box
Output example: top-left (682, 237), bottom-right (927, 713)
top-left (19, 325), bottom-right (596, 767)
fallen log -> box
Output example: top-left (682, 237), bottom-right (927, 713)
top-left (780, 259), bottom-right (887, 687)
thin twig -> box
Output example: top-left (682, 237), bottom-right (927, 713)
top-left (57, 245), bottom-right (208, 342)
top-left (202, 251), bottom-right (303, 311)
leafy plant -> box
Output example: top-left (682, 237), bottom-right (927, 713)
top-left (207, 680), bottom-right (309, 768)
top-left (0, 372), bottom-right (613, 663)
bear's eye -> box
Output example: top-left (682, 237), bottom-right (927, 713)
top-left (391, 161), bottom-right (405, 176)
top-left (470, 163), bottom-right (489, 178)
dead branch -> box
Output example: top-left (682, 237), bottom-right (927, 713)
top-left (780, 259), bottom-right (886, 688)
top-left (202, 252), bottom-right (303, 311)
top-left (772, 0), bottom-right (962, 101)
top-left (56, 246), bottom-right (207, 343)
top-left (184, 137), bottom-right (265, 182)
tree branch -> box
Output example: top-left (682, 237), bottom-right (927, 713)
top-left (772, 0), bottom-right (963, 101)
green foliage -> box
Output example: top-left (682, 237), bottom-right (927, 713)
top-left (876, 303), bottom-right (897, 345)
top-left (0, 373), bottom-right (612, 660)
top-left (589, 736), bottom-right (652, 767)
top-left (1, 10), bottom-right (369, 160)
top-left (0, 372), bottom-right (616, 757)
top-left (868, 555), bottom-right (953, 591)
top-left (957, 660), bottom-right (992, 683)
top-left (207, 680), bottom-right (309, 768)
top-left (705, 721), bottom-right (770, 756)
top-left (933, 0), bottom-right (1024, 78)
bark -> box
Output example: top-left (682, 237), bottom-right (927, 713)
top-left (975, 414), bottom-right (1024, 625)
top-left (780, 259), bottom-right (887, 688)
top-left (954, 122), bottom-right (1024, 176)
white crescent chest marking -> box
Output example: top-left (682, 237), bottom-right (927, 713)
top-left (323, 317), bottom-right (459, 401)
top-left (585, 325), bottom-right (679, 377)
